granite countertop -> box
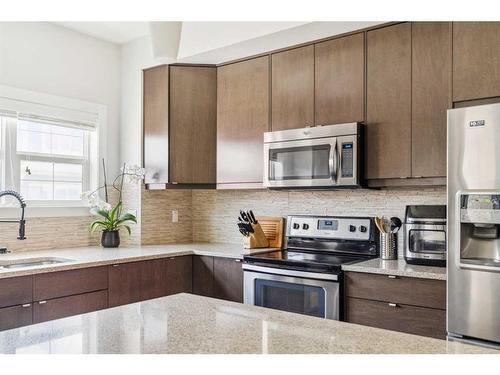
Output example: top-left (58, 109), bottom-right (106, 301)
top-left (0, 243), bottom-right (276, 279)
top-left (0, 293), bottom-right (495, 354)
top-left (342, 258), bottom-right (447, 280)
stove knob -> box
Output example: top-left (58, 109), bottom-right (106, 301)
top-left (302, 223), bottom-right (310, 230)
top-left (359, 225), bottom-right (367, 233)
top-left (348, 225), bottom-right (356, 232)
top-left (293, 223), bottom-right (300, 230)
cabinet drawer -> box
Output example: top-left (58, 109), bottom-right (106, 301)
top-left (0, 303), bottom-right (33, 331)
top-left (34, 266), bottom-right (108, 301)
top-left (33, 290), bottom-right (108, 323)
top-left (345, 297), bottom-right (446, 339)
top-left (345, 272), bottom-right (445, 310)
top-left (0, 276), bottom-right (33, 308)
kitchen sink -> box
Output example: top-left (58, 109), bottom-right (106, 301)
top-left (0, 257), bottom-right (74, 269)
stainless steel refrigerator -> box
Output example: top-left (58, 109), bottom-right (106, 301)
top-left (448, 102), bottom-right (500, 347)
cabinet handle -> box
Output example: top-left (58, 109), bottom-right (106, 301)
top-left (112, 264), bottom-right (119, 267)
top-left (38, 301), bottom-right (47, 305)
top-left (234, 259), bottom-right (241, 263)
top-left (169, 257), bottom-right (176, 260)
top-left (388, 303), bottom-right (398, 307)
top-left (22, 303), bottom-right (31, 308)
top-left (387, 275), bottom-right (397, 279)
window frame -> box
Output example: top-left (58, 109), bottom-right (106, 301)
top-left (0, 84), bottom-right (105, 218)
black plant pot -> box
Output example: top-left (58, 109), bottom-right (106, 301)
top-left (101, 230), bottom-right (120, 248)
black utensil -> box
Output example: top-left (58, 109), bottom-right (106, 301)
top-left (239, 228), bottom-right (250, 237)
top-left (240, 210), bottom-right (250, 223)
top-left (248, 210), bottom-right (257, 224)
top-left (390, 217), bottom-right (402, 233)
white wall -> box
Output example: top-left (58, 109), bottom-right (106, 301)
top-left (0, 22), bottom-right (122, 175)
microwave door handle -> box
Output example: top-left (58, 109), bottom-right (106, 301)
top-left (329, 140), bottom-right (338, 182)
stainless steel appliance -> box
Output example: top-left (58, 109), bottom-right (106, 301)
top-left (263, 123), bottom-right (363, 189)
top-left (243, 215), bottom-right (378, 320)
top-left (448, 102), bottom-right (500, 347)
top-left (404, 205), bottom-right (446, 267)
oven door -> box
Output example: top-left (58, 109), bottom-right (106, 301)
top-left (264, 137), bottom-right (339, 188)
top-left (243, 264), bottom-right (340, 320)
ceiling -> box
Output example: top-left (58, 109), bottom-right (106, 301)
top-left (54, 22), bottom-right (150, 44)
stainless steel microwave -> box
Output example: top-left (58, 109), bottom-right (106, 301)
top-left (263, 123), bottom-right (364, 189)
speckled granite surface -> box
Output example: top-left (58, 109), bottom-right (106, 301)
top-left (0, 293), bottom-right (495, 354)
top-left (0, 243), bottom-right (275, 279)
top-left (342, 258), bottom-right (447, 280)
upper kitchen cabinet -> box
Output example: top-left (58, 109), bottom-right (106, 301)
top-left (315, 33), bottom-right (365, 125)
top-left (143, 64), bottom-right (217, 188)
top-left (217, 56), bottom-right (270, 188)
top-left (366, 23), bottom-right (412, 180)
top-left (453, 22), bottom-right (500, 102)
top-left (169, 65), bottom-right (217, 185)
top-left (411, 22), bottom-right (451, 178)
top-left (271, 45), bottom-right (314, 131)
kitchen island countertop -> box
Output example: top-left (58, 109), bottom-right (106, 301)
top-left (0, 293), bottom-right (495, 354)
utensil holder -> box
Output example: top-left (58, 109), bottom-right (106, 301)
top-left (380, 232), bottom-right (397, 260)
top-left (243, 223), bottom-right (270, 249)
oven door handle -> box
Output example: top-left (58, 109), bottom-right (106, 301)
top-left (242, 263), bottom-right (339, 281)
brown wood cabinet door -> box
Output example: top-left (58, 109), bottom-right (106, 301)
top-left (345, 297), bottom-right (446, 340)
top-left (315, 33), bottom-right (365, 125)
top-left (143, 65), bottom-right (169, 185)
top-left (272, 45), bottom-right (314, 131)
top-left (453, 22), bottom-right (500, 102)
top-left (192, 255), bottom-right (214, 297)
top-left (0, 275), bottom-right (32, 308)
top-left (213, 257), bottom-right (243, 303)
top-left (108, 260), bottom-right (167, 307)
top-left (0, 304), bottom-right (32, 331)
top-left (169, 66), bottom-right (217, 184)
top-left (366, 23), bottom-right (412, 179)
top-left (217, 56), bottom-right (270, 185)
top-left (165, 255), bottom-right (193, 295)
top-left (34, 266), bottom-right (108, 301)
top-left (412, 22), bottom-right (451, 178)
top-left (33, 290), bottom-right (108, 324)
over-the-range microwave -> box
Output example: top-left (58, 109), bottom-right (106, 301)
top-left (263, 122), bottom-right (364, 189)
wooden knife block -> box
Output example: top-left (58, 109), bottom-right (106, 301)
top-left (243, 223), bottom-right (270, 249)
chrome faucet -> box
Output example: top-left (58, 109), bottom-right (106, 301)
top-left (0, 190), bottom-right (26, 244)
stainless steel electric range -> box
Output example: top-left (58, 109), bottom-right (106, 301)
top-left (243, 215), bottom-right (379, 320)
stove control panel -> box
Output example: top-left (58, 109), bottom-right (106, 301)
top-left (286, 215), bottom-right (373, 241)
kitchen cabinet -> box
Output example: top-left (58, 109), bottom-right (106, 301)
top-left (169, 66), bottom-right (217, 185)
top-left (411, 22), bottom-right (451, 178)
top-left (453, 22), bottom-right (500, 102)
top-left (213, 257), bottom-right (243, 303)
top-left (217, 56), bottom-right (270, 188)
top-left (271, 45), bottom-right (314, 131)
top-left (0, 275), bottom-right (32, 308)
top-left (344, 272), bottom-right (446, 339)
top-left (33, 290), bottom-right (108, 324)
top-left (0, 304), bottom-right (32, 331)
top-left (315, 33), bottom-right (365, 125)
top-left (192, 255), bottom-right (214, 297)
top-left (108, 259), bottom-right (167, 307)
top-left (165, 255), bottom-right (193, 295)
top-left (192, 255), bottom-right (244, 303)
top-left (366, 22), bottom-right (412, 180)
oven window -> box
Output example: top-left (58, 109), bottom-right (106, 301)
top-left (408, 229), bottom-right (446, 253)
top-left (254, 279), bottom-right (326, 318)
top-left (268, 144), bottom-right (331, 181)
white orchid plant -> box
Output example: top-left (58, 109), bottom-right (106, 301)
top-left (82, 162), bottom-right (145, 235)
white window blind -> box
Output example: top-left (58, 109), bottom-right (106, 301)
top-left (0, 101), bottom-right (98, 207)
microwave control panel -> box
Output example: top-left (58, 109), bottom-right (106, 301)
top-left (341, 142), bottom-right (354, 178)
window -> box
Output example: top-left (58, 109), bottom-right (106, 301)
top-left (0, 113), bottom-right (98, 207)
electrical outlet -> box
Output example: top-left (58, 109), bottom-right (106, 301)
top-left (172, 210), bottom-right (179, 223)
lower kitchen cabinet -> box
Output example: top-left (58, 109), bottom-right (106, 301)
top-left (192, 255), bottom-right (244, 303)
top-left (33, 290), bottom-right (108, 324)
top-left (0, 303), bottom-right (33, 331)
top-left (0, 275), bottom-right (33, 308)
top-left (213, 257), bottom-right (243, 303)
top-left (344, 271), bottom-right (446, 339)
top-left (165, 255), bottom-right (193, 295)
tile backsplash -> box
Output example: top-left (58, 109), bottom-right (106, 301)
top-left (191, 187), bottom-right (447, 254)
